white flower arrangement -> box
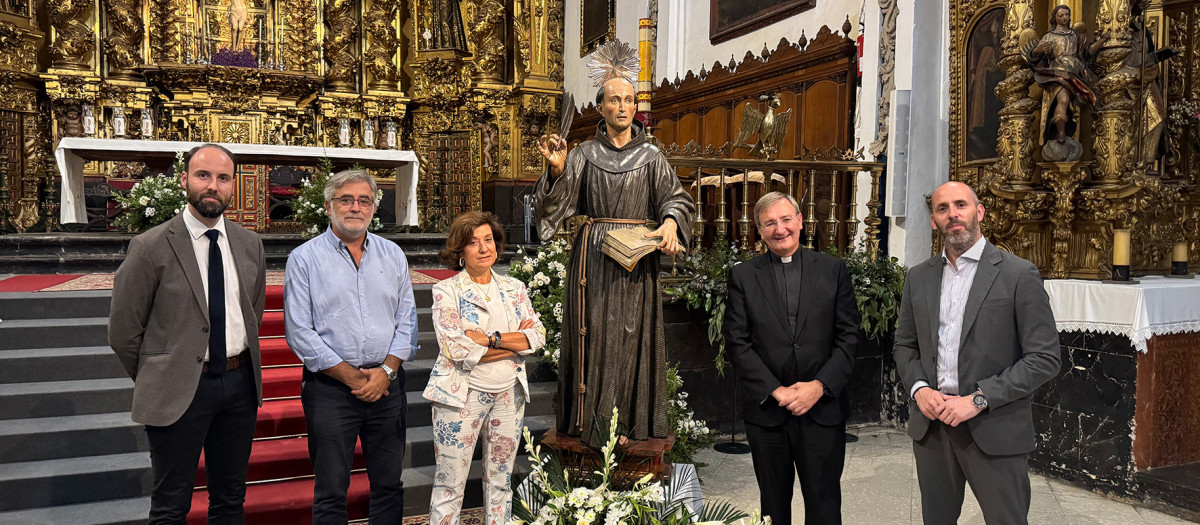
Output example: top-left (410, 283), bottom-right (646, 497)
top-left (510, 408), bottom-right (769, 525)
top-left (508, 239), bottom-right (570, 369)
top-left (113, 151), bottom-right (188, 233)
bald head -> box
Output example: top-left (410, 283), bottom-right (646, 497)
top-left (931, 182), bottom-right (980, 207)
top-left (930, 181), bottom-right (985, 257)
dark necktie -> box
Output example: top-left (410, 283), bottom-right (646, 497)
top-left (205, 229), bottom-right (226, 375)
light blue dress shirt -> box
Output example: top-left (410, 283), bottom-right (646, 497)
top-left (284, 228), bottom-right (418, 372)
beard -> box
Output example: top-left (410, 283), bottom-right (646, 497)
top-left (941, 218), bottom-right (980, 253)
top-left (331, 213), bottom-right (369, 237)
top-left (188, 189), bottom-right (228, 218)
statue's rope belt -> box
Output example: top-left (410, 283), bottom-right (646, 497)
top-left (574, 217), bottom-right (648, 431)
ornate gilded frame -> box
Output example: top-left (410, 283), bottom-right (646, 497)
top-left (948, 0), bottom-right (1009, 174)
top-left (580, 0), bottom-right (615, 56)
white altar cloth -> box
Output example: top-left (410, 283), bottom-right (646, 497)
top-left (1043, 275), bottom-right (1200, 353)
top-left (55, 138), bottom-right (420, 226)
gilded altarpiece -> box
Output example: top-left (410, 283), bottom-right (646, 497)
top-left (949, 0), bottom-right (1199, 279)
top-left (4, 0), bottom-right (563, 233)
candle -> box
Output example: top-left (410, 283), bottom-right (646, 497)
top-left (1113, 229), bottom-right (1131, 266)
top-left (1172, 242), bottom-right (1187, 263)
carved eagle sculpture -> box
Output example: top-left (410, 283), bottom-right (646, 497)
top-left (733, 94), bottom-right (792, 159)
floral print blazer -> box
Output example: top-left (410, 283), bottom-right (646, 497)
top-left (422, 269), bottom-right (547, 408)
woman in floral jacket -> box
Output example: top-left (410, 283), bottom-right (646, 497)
top-left (423, 211), bottom-right (546, 525)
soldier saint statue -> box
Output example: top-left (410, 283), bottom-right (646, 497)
top-left (535, 39), bottom-right (696, 448)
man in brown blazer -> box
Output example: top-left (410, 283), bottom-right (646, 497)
top-left (109, 144), bottom-right (266, 524)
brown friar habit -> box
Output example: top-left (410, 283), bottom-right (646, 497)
top-left (534, 119), bottom-right (696, 448)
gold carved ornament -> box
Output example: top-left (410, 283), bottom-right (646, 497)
top-left (324, 0), bottom-right (358, 91)
top-left (466, 0), bottom-right (507, 82)
top-left (102, 0), bottom-right (143, 76)
top-left (364, 0), bottom-right (401, 90)
top-left (282, 0), bottom-right (319, 73)
top-left (49, 0), bottom-right (96, 70)
top-left (148, 0), bottom-right (180, 62)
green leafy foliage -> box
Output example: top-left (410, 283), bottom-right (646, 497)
top-left (664, 239), bottom-right (754, 373)
top-left (831, 246), bottom-right (907, 341)
top-left (664, 365), bottom-right (715, 467)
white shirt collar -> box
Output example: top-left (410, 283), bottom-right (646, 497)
top-left (181, 206), bottom-right (228, 241)
top-left (941, 236), bottom-right (987, 265)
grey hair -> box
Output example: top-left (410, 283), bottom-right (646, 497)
top-left (753, 191), bottom-right (800, 226)
top-left (323, 169), bottom-right (378, 202)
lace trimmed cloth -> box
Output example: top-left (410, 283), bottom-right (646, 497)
top-left (1044, 276), bottom-right (1200, 353)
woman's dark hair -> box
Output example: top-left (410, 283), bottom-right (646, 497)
top-left (438, 211), bottom-right (505, 271)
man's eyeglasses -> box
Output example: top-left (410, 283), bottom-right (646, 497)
top-left (760, 214), bottom-right (798, 232)
top-left (333, 196), bottom-right (375, 208)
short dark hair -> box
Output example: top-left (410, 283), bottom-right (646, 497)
top-left (438, 211), bottom-right (506, 271)
top-left (183, 143), bottom-right (236, 173)
top-left (594, 78), bottom-right (636, 105)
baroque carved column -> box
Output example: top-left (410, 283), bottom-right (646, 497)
top-left (148, 0), bottom-right (181, 63)
top-left (102, 0), bottom-right (144, 79)
top-left (49, 0), bottom-right (98, 71)
top-left (283, 0), bottom-right (319, 73)
top-left (1091, 0), bottom-right (1136, 185)
top-left (364, 0), bottom-right (400, 91)
top-left (466, 0), bottom-right (506, 84)
top-left (324, 0), bottom-right (359, 92)
top-left (993, 0), bottom-right (1038, 187)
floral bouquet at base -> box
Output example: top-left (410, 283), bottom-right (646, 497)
top-left (113, 152), bottom-right (187, 233)
top-left (508, 239), bottom-right (569, 369)
top-left (665, 366), bottom-right (715, 467)
top-left (509, 407), bottom-right (769, 525)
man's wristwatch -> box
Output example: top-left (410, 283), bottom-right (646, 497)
top-left (380, 363), bottom-right (398, 381)
top-left (971, 390), bottom-right (988, 410)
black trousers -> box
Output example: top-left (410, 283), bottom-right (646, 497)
top-left (913, 422), bottom-right (1030, 525)
top-left (745, 415), bottom-right (846, 525)
top-left (302, 368), bottom-right (407, 525)
top-left (145, 364), bottom-right (258, 525)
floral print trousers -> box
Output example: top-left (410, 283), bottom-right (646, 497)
top-left (429, 386), bottom-right (526, 525)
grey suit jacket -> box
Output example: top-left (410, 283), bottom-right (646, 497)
top-left (108, 213), bottom-right (266, 427)
top-left (892, 240), bottom-right (1060, 456)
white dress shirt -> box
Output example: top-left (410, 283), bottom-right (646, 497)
top-left (182, 208), bottom-right (249, 361)
top-left (911, 235), bottom-right (987, 398)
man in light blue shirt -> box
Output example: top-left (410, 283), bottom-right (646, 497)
top-left (284, 169), bottom-right (417, 525)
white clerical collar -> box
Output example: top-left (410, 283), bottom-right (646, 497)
top-left (781, 255), bottom-right (792, 263)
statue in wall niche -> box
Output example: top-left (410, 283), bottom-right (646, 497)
top-left (1022, 5), bottom-right (1107, 162)
top-left (476, 120), bottom-right (498, 168)
top-left (1127, 0), bottom-right (1180, 168)
top-left (427, 0), bottom-right (468, 51)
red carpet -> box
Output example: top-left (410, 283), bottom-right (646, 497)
top-left (186, 285), bottom-right (345, 524)
top-left (0, 274), bottom-right (82, 292)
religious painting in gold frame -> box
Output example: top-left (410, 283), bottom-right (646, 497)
top-left (949, 0), bottom-right (1008, 172)
top-left (964, 7), bottom-right (1005, 162)
top-left (581, 0), bottom-right (615, 56)
top-left (710, 0), bottom-right (816, 44)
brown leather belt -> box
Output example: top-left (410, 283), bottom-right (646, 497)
top-left (202, 353), bottom-right (248, 373)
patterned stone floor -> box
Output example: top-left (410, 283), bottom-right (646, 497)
top-left (697, 425), bottom-right (1197, 524)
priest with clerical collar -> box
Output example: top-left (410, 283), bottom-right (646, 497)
top-left (723, 191), bottom-right (861, 524)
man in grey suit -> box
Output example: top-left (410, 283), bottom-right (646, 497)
top-left (109, 144), bottom-right (266, 524)
top-left (893, 181), bottom-right (1060, 525)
